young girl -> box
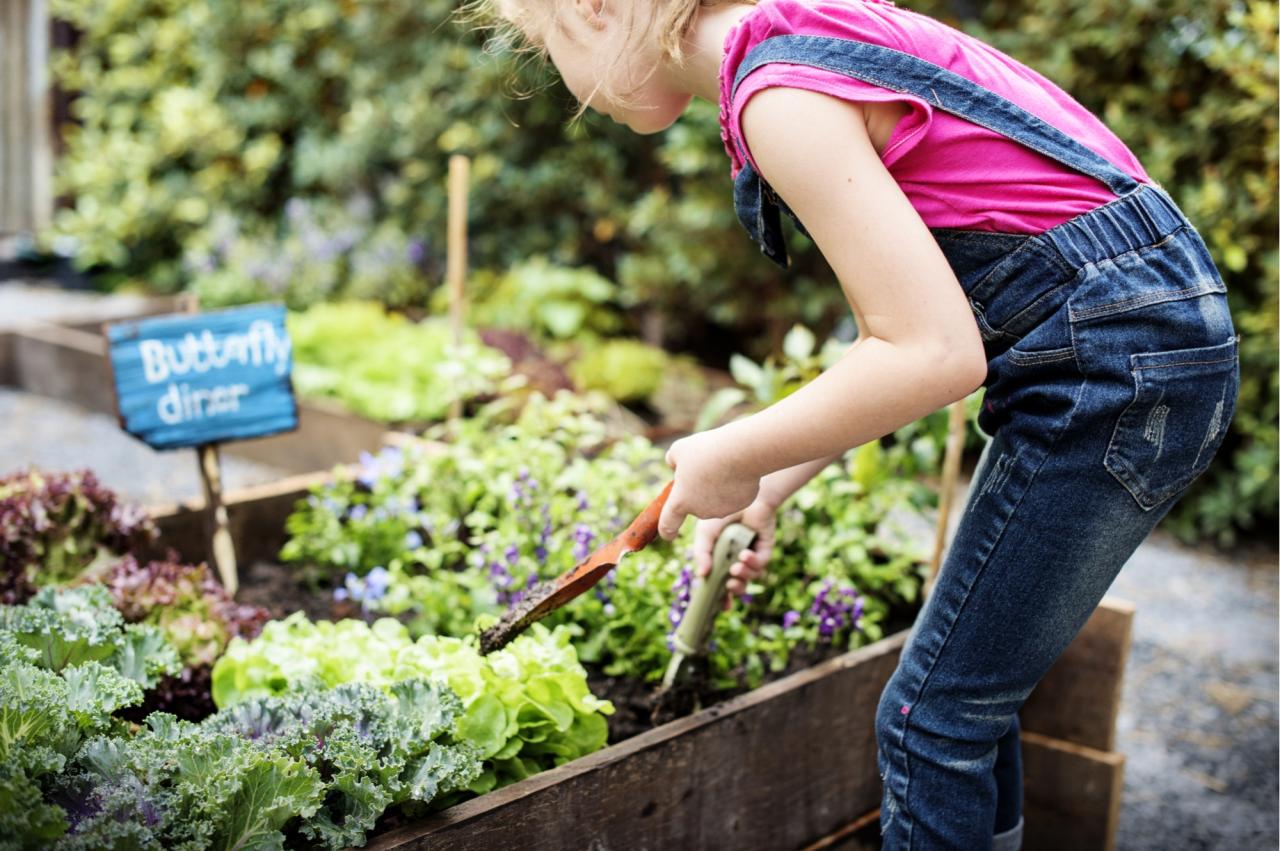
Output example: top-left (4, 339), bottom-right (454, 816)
top-left (484, 0), bottom-right (1240, 847)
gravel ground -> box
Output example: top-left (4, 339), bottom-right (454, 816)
top-left (0, 387), bottom-right (288, 505)
top-left (1109, 531), bottom-right (1278, 851)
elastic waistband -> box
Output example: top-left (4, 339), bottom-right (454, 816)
top-left (1039, 183), bottom-right (1188, 270)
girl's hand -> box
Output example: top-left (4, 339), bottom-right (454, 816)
top-left (692, 498), bottom-right (778, 610)
top-left (657, 429), bottom-right (763, 541)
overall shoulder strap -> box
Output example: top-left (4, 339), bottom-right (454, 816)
top-left (732, 34), bottom-right (1139, 195)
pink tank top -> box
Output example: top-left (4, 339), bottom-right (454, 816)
top-left (719, 0), bottom-right (1153, 234)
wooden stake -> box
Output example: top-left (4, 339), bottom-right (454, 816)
top-left (181, 294), bottom-right (239, 596)
top-left (197, 444), bottom-right (238, 596)
top-left (925, 399), bottom-right (968, 600)
top-left (446, 154), bottom-right (470, 421)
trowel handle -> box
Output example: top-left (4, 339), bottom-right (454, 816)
top-left (671, 522), bottom-right (757, 657)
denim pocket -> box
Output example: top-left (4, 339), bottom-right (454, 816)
top-left (1103, 337), bottom-right (1239, 510)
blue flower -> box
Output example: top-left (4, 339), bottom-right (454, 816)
top-left (348, 504), bottom-right (368, 521)
top-left (405, 530), bottom-right (423, 549)
top-left (364, 566), bottom-right (390, 601)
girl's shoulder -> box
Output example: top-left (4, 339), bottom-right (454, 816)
top-left (718, 0), bottom-right (957, 176)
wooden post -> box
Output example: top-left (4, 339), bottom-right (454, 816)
top-left (446, 154), bottom-right (470, 421)
top-left (197, 444), bottom-right (238, 596)
top-left (180, 294), bottom-right (239, 596)
top-left (925, 399), bottom-right (968, 599)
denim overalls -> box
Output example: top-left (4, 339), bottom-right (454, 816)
top-left (728, 35), bottom-right (1240, 851)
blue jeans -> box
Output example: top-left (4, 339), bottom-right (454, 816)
top-left (873, 187), bottom-right (1239, 849)
top-left (723, 34), bottom-right (1238, 850)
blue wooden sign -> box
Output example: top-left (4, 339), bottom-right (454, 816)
top-left (106, 303), bottom-right (298, 450)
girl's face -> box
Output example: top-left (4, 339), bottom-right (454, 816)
top-left (535, 0), bottom-right (693, 134)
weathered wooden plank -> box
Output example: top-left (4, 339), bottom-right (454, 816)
top-left (806, 730), bottom-right (1126, 851)
top-left (1021, 598), bottom-right (1134, 751)
top-left (147, 471), bottom-right (330, 565)
top-left (228, 396), bottom-right (386, 474)
top-left (1022, 730), bottom-right (1125, 851)
top-left (8, 322), bottom-right (118, 414)
top-left (366, 633), bottom-right (908, 851)
top-left (0, 330), bottom-right (14, 386)
top-left (358, 596), bottom-right (1132, 851)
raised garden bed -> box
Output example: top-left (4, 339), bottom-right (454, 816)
top-left (151, 472), bottom-right (1134, 851)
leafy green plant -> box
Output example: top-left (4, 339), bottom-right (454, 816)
top-left (567, 338), bottom-right (670, 403)
top-left (1, 586), bottom-right (181, 689)
top-left (465, 258), bottom-right (624, 341)
top-left (281, 391), bottom-right (932, 690)
top-left (0, 587), bottom-right (480, 849)
top-left (0, 469), bottom-right (156, 604)
top-left (210, 614), bottom-right (613, 793)
top-left (287, 301), bottom-right (514, 422)
top-left (0, 589), bottom-right (177, 848)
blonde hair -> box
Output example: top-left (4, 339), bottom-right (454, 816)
top-left (465, 0), bottom-right (755, 117)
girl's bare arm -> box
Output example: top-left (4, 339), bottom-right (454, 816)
top-left (718, 87), bottom-right (987, 477)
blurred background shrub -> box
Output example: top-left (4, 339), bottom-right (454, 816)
top-left (40, 0), bottom-right (1276, 544)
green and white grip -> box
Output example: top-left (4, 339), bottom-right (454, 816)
top-left (671, 522), bottom-right (757, 657)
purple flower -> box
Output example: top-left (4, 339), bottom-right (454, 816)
top-left (782, 610), bottom-right (801, 629)
top-left (572, 523), bottom-right (596, 561)
top-left (356, 446), bottom-right (403, 489)
top-left (666, 566), bottom-right (694, 632)
top-left (505, 544), bottom-right (520, 566)
top-left (808, 580), bottom-right (865, 643)
top-left (348, 504), bottom-right (368, 521)
top-left (407, 239), bottom-right (426, 263)
top-left (575, 490), bottom-right (589, 511)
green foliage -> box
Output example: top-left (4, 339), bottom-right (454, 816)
top-left (45, 0), bottom-right (1272, 541)
top-left (0, 590), bottom-right (477, 849)
top-left (1, 586), bottom-right (182, 689)
top-left (209, 615), bottom-right (612, 793)
top-left (0, 590), bottom-right (168, 849)
top-left (280, 392), bottom-right (932, 689)
top-left (287, 302), bottom-right (513, 422)
top-left (185, 196), bottom-right (438, 310)
top-left (568, 338), bottom-right (670, 402)
top-left (464, 258), bottom-right (624, 341)
top-left (203, 681), bottom-right (481, 845)
top-left (64, 714), bottom-right (326, 850)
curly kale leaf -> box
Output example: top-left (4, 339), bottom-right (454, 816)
top-left (0, 587), bottom-right (181, 688)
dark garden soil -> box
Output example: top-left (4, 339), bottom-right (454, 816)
top-left (591, 604), bottom-right (921, 744)
top-left (236, 560), bottom-right (339, 622)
